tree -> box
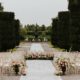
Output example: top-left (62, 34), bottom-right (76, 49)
top-left (41, 25), bottom-right (46, 31)
top-left (20, 25), bottom-right (27, 40)
top-left (0, 3), bottom-right (4, 12)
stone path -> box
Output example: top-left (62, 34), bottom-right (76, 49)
top-left (20, 60), bottom-right (62, 80)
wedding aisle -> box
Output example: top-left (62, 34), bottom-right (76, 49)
top-left (30, 43), bottom-right (44, 54)
top-left (20, 43), bottom-right (62, 80)
top-left (20, 60), bottom-right (62, 80)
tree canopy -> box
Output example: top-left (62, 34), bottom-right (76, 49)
top-left (0, 3), bottom-right (4, 12)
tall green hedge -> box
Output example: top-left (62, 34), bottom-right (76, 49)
top-left (0, 12), bottom-right (14, 20)
top-left (51, 18), bottom-right (59, 46)
top-left (14, 20), bottom-right (20, 46)
top-left (51, 0), bottom-right (80, 51)
top-left (58, 11), bottom-right (70, 50)
top-left (0, 12), bottom-right (20, 51)
top-left (68, 0), bottom-right (80, 12)
top-left (69, 12), bottom-right (80, 51)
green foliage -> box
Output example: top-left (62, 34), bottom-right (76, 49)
top-left (21, 24), bottom-right (51, 42)
top-left (0, 12), bottom-right (14, 20)
top-left (20, 25), bottom-right (27, 40)
top-left (14, 20), bottom-right (20, 45)
top-left (0, 11), bottom-right (20, 51)
top-left (51, 9), bottom-right (80, 51)
top-left (40, 25), bottom-right (46, 31)
top-left (0, 3), bottom-right (4, 12)
top-left (68, 0), bottom-right (80, 12)
top-left (51, 18), bottom-right (59, 46)
top-left (51, 11), bottom-right (70, 51)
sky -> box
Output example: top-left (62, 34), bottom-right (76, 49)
top-left (0, 0), bottom-right (68, 26)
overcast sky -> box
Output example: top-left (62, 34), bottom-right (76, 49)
top-left (0, 0), bottom-right (68, 26)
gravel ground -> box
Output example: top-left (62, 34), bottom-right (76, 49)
top-left (41, 43), bottom-right (80, 80)
top-left (0, 76), bottom-right (20, 80)
top-left (0, 42), bottom-right (80, 80)
top-left (41, 42), bottom-right (61, 52)
top-left (61, 74), bottom-right (80, 80)
top-left (20, 42), bottom-right (80, 80)
top-left (16, 42), bottom-right (31, 52)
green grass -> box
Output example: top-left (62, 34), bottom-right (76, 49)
top-left (48, 42), bottom-right (66, 51)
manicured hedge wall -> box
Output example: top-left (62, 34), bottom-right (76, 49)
top-left (68, 0), bottom-right (80, 12)
top-left (14, 20), bottom-right (20, 46)
top-left (51, 18), bottom-right (59, 46)
top-left (69, 12), bottom-right (80, 51)
top-left (0, 12), bottom-right (14, 20)
top-left (58, 11), bottom-right (70, 50)
top-left (51, 10), bottom-right (80, 51)
top-left (0, 12), bottom-right (20, 51)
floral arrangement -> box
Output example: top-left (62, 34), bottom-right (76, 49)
top-left (56, 57), bottom-right (68, 65)
top-left (11, 61), bottom-right (26, 75)
top-left (55, 57), bottom-right (68, 75)
top-left (25, 53), bottom-right (54, 60)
